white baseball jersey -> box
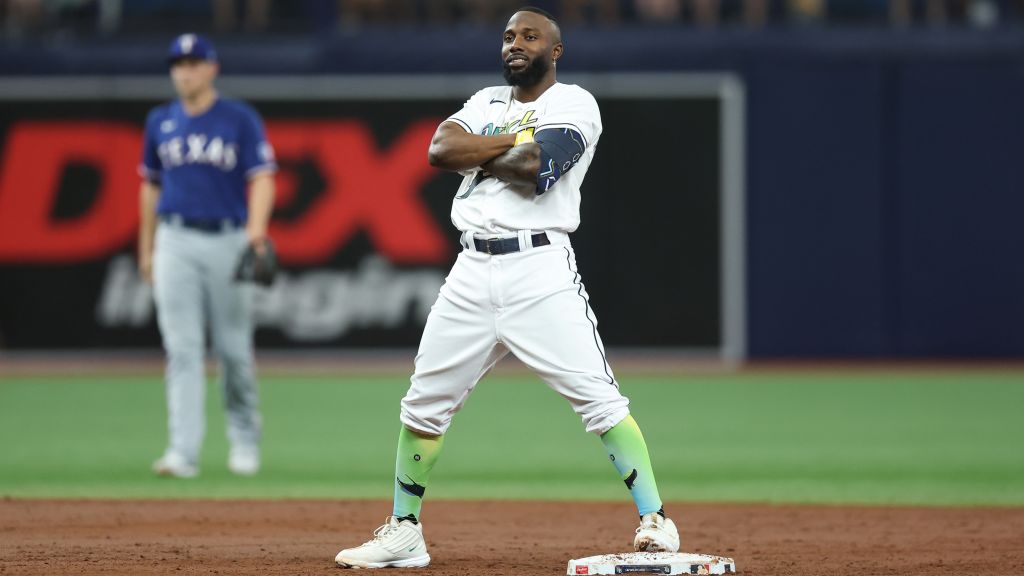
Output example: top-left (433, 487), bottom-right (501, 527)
top-left (400, 81), bottom-right (629, 439)
top-left (445, 82), bottom-right (602, 234)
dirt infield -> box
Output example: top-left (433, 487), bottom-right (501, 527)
top-left (2, 500), bottom-right (1023, 575)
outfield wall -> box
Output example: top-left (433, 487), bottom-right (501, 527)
top-left (0, 29), bottom-right (1022, 358)
top-left (0, 74), bottom-right (744, 360)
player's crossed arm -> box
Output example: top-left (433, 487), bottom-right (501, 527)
top-left (431, 120), bottom-right (586, 195)
top-left (480, 132), bottom-right (540, 190)
top-left (480, 126), bottom-right (585, 194)
top-left (428, 121), bottom-right (516, 172)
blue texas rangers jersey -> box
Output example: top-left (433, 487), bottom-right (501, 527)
top-left (140, 97), bottom-right (276, 222)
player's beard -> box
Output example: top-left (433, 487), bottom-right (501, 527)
top-left (503, 55), bottom-right (550, 87)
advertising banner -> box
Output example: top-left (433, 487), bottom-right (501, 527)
top-left (0, 74), bottom-right (740, 354)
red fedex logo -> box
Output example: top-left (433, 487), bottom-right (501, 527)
top-left (268, 120), bottom-right (444, 264)
top-left (0, 119), bottom-right (447, 264)
top-left (0, 122), bottom-right (142, 262)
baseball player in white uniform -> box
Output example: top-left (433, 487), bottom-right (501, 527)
top-left (335, 7), bottom-right (679, 569)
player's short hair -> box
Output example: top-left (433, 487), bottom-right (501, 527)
top-left (513, 6), bottom-right (561, 41)
top-left (516, 6), bottom-right (558, 27)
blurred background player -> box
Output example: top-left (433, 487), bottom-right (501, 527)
top-left (138, 33), bottom-right (277, 478)
top-left (333, 7), bottom-right (678, 569)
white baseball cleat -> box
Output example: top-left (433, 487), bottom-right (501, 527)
top-left (228, 445), bottom-right (260, 476)
top-left (335, 516), bottom-right (431, 569)
top-left (152, 452), bottom-right (198, 479)
top-left (633, 512), bottom-right (680, 553)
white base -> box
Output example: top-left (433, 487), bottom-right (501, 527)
top-left (567, 552), bottom-right (736, 575)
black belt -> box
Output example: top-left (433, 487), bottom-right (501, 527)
top-left (473, 232), bottom-right (550, 255)
top-left (160, 214), bottom-right (242, 233)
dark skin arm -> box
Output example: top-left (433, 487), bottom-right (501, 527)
top-left (428, 122), bottom-right (515, 171)
top-left (481, 141), bottom-right (540, 188)
top-left (428, 121), bottom-right (540, 188)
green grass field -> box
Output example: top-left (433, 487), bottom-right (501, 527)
top-left (1, 369), bottom-right (1022, 505)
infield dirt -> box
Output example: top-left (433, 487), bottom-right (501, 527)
top-left (2, 499), bottom-right (1022, 575)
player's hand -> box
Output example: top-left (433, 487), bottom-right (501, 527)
top-left (234, 236), bottom-right (279, 287)
top-left (246, 226), bottom-right (269, 257)
top-left (138, 251), bottom-right (154, 285)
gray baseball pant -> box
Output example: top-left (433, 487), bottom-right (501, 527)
top-left (153, 221), bottom-right (261, 465)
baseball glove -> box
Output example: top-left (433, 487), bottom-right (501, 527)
top-left (234, 239), bottom-right (278, 287)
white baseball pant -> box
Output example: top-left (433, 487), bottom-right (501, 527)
top-left (400, 230), bottom-right (630, 437)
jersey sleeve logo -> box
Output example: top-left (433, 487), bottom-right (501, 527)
top-left (259, 141), bottom-right (275, 163)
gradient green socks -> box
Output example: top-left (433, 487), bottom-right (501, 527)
top-left (392, 416), bottom-right (660, 522)
top-left (601, 414), bottom-right (664, 516)
top-left (392, 426), bottom-right (445, 522)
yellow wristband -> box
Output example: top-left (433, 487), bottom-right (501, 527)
top-left (514, 129), bottom-right (535, 146)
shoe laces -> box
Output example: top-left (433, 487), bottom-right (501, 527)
top-left (364, 517), bottom-right (400, 545)
top-left (636, 514), bottom-right (664, 534)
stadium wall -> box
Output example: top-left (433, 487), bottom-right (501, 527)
top-left (0, 29), bottom-right (1021, 358)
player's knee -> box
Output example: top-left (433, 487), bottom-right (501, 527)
top-left (165, 349), bottom-right (203, 373)
top-left (399, 403), bottom-right (449, 437)
top-left (582, 403), bottom-right (631, 436)
top-left (160, 328), bottom-right (202, 350)
top-left (216, 346), bottom-right (253, 371)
